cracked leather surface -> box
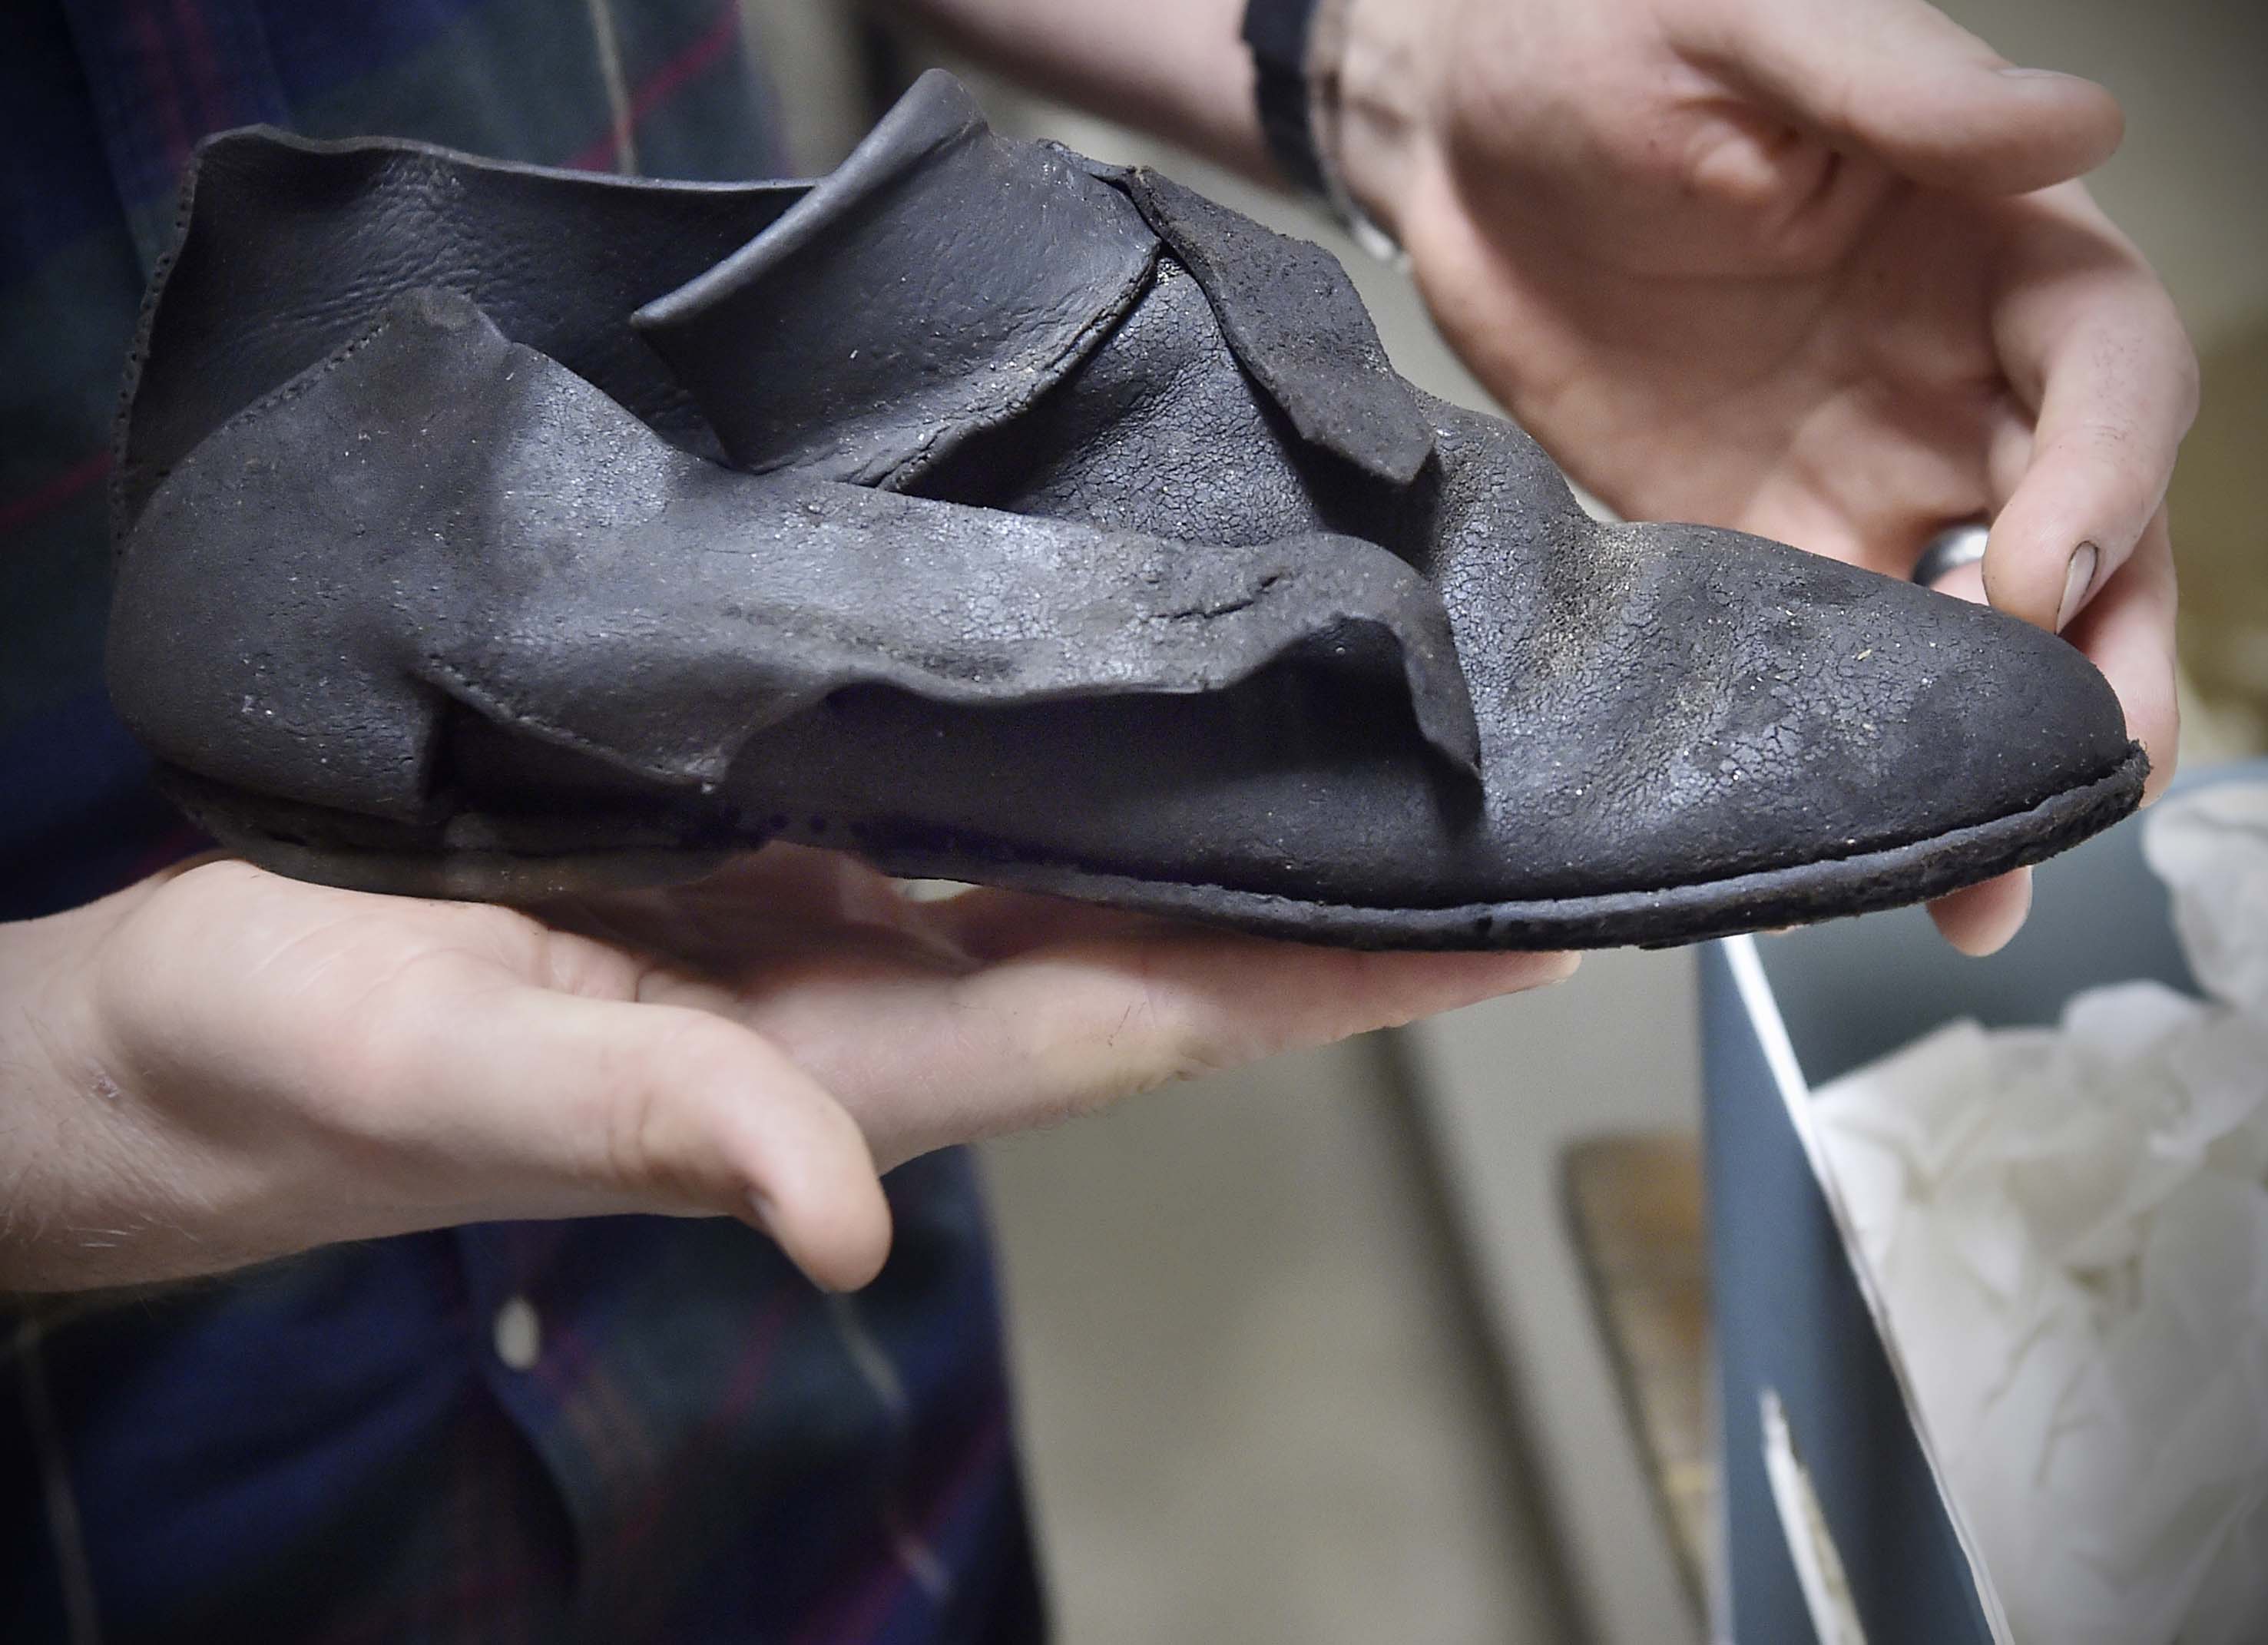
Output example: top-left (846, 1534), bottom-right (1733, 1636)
top-left (105, 69), bottom-right (2142, 934)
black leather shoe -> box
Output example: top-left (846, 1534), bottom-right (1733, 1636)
top-left (107, 75), bottom-right (2143, 948)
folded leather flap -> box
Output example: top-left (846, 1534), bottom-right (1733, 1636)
top-left (1106, 166), bottom-right (1436, 488)
top-left (111, 290), bottom-right (1479, 829)
top-left (425, 483), bottom-right (1482, 792)
top-left (634, 70), bottom-right (1159, 488)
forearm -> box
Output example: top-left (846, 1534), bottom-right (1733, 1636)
top-left (888, 0), bottom-right (1271, 179)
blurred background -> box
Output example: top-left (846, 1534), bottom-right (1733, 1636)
top-left (747, 3), bottom-right (2267, 1640)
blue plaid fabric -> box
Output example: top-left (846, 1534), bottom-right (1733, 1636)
top-left (1, 5), bottom-right (1044, 1640)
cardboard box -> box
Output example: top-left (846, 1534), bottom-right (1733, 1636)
top-left (1700, 760), bottom-right (2267, 1643)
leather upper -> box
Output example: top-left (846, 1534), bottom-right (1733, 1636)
top-left (106, 70), bottom-right (2141, 912)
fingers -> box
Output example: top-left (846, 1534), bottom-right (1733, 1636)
top-left (1920, 519), bottom-right (2180, 942)
top-left (1982, 194), bottom-right (2197, 639)
top-left (1975, 187), bottom-right (2187, 796)
top-left (802, 932), bottom-right (1578, 1164)
top-left (415, 987), bottom-right (893, 1291)
top-left (1925, 554), bottom-right (1987, 607)
top-left (1691, 0), bottom-right (2123, 194)
top-left (921, 882), bottom-right (1177, 962)
top-left (1909, 532), bottom-right (2064, 955)
top-left (1928, 867), bottom-right (2033, 956)
top-left (1912, 558), bottom-right (2033, 952)
top-left (2064, 509), bottom-right (2181, 801)
top-left (76, 868), bottom-right (892, 1289)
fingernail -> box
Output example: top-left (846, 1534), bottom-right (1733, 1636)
top-left (2056, 542), bottom-right (2100, 631)
top-left (1995, 65), bottom-right (2084, 81)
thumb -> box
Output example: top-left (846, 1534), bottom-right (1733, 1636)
top-left (1689, 0), bottom-right (2124, 194)
top-left (421, 987), bottom-right (895, 1292)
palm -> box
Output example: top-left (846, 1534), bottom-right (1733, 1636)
top-left (1405, 127), bottom-right (2011, 574)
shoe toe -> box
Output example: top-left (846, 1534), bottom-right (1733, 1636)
top-left (1476, 522), bottom-right (2138, 898)
top-left (1651, 525), bottom-right (2134, 871)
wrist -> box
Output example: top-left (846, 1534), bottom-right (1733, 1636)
top-left (0, 875), bottom-right (320, 1293)
top-left (902, 0), bottom-right (1270, 179)
top-left (1324, 0), bottom-right (1444, 245)
top-left (0, 905), bottom-right (141, 1291)
top-left (0, 899), bottom-right (110, 1106)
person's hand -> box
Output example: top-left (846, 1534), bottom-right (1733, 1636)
top-left (2, 852), bottom-right (1571, 1295)
top-left (1326, 0), bottom-right (2197, 952)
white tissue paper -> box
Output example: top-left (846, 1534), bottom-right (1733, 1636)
top-left (1812, 783), bottom-right (2268, 1645)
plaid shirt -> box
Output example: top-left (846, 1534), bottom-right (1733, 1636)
top-left (1, 5), bottom-right (1041, 1640)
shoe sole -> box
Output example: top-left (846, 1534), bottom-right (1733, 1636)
top-left (158, 748), bottom-right (2146, 951)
